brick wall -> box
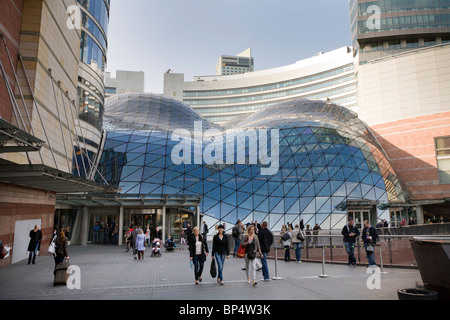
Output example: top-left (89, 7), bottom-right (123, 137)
top-left (371, 111), bottom-right (450, 200)
top-left (0, 183), bottom-right (55, 268)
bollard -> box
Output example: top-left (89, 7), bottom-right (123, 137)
top-left (318, 245), bottom-right (329, 278)
top-left (272, 245), bottom-right (282, 280)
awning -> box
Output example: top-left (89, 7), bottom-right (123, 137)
top-left (56, 193), bottom-right (201, 208)
top-left (0, 118), bottom-right (43, 153)
top-left (0, 163), bottom-right (113, 193)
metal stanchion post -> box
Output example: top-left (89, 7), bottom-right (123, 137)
top-left (378, 244), bottom-right (388, 275)
top-left (318, 245), bottom-right (329, 278)
top-left (272, 245), bottom-right (282, 280)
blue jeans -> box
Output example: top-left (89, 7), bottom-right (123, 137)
top-left (193, 255), bottom-right (205, 281)
top-left (293, 243), bottom-right (302, 262)
top-left (214, 253), bottom-right (226, 281)
top-left (233, 237), bottom-right (241, 255)
top-left (345, 242), bottom-right (356, 265)
top-left (261, 252), bottom-right (270, 280)
top-left (28, 243), bottom-right (39, 264)
top-left (365, 244), bottom-right (377, 266)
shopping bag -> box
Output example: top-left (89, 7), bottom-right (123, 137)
top-left (210, 259), bottom-right (217, 278)
top-left (237, 244), bottom-right (246, 259)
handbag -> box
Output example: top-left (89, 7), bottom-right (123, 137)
top-left (255, 257), bottom-right (262, 269)
top-left (48, 241), bottom-right (56, 256)
top-left (246, 240), bottom-right (256, 260)
top-left (210, 259), bottom-right (217, 278)
top-left (237, 243), bottom-right (246, 259)
top-left (296, 231), bottom-right (305, 242)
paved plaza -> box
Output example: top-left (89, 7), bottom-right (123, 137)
top-left (0, 244), bottom-right (421, 300)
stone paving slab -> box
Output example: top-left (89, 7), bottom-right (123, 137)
top-left (0, 244), bottom-right (421, 300)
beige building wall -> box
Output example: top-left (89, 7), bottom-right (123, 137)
top-left (357, 43), bottom-right (450, 127)
top-left (2, 0), bottom-right (81, 173)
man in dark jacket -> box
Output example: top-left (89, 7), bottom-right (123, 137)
top-left (130, 226), bottom-right (139, 259)
top-left (185, 223), bottom-right (192, 245)
top-left (258, 221), bottom-right (274, 281)
top-left (341, 218), bottom-right (360, 266)
top-left (28, 225), bottom-right (42, 265)
top-left (362, 220), bottom-right (379, 267)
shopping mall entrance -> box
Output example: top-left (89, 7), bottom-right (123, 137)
top-left (55, 194), bottom-right (202, 246)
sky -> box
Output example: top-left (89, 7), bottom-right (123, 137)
top-left (106, 0), bottom-right (352, 94)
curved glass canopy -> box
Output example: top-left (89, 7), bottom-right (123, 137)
top-left (97, 93), bottom-right (405, 230)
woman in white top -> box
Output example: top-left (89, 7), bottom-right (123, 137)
top-left (282, 227), bottom-right (292, 262)
top-left (136, 229), bottom-right (146, 260)
top-left (189, 226), bottom-right (209, 285)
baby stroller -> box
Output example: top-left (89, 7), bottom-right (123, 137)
top-left (151, 238), bottom-right (162, 257)
top-left (165, 239), bottom-right (176, 252)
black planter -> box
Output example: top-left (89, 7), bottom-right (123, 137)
top-left (398, 288), bottom-right (439, 300)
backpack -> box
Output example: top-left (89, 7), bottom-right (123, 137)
top-left (281, 232), bottom-right (291, 241)
top-left (232, 226), bottom-right (239, 238)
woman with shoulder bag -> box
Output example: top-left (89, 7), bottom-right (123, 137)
top-left (291, 225), bottom-right (305, 263)
top-left (241, 225), bottom-right (262, 286)
top-left (54, 228), bottom-right (69, 266)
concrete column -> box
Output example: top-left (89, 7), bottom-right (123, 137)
top-left (118, 206), bottom-right (124, 246)
top-left (196, 206), bottom-right (200, 228)
top-left (162, 206), bottom-right (166, 243)
top-left (80, 207), bottom-right (90, 246)
top-left (416, 206), bottom-right (424, 225)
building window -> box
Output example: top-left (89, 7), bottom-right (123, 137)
top-left (436, 136), bottom-right (450, 184)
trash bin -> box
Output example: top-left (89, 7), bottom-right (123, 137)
top-left (410, 237), bottom-right (450, 300)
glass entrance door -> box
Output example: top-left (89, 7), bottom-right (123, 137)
top-left (348, 209), bottom-right (372, 230)
top-left (166, 210), bottom-right (193, 242)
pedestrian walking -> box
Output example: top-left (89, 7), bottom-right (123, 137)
top-left (54, 228), bottom-right (69, 266)
top-left (281, 227), bottom-right (292, 262)
top-left (27, 225), bottom-right (42, 265)
top-left (341, 218), bottom-right (360, 267)
top-left (189, 226), bottom-right (209, 285)
top-left (312, 223), bottom-right (321, 245)
top-left (136, 229), bottom-right (146, 260)
top-left (305, 225), bottom-right (312, 247)
top-left (131, 225), bottom-right (139, 259)
top-left (202, 221), bottom-right (208, 239)
top-left (124, 226), bottom-right (133, 252)
top-left (300, 219), bottom-right (305, 231)
top-left (212, 225), bottom-right (229, 285)
top-left (180, 230), bottom-right (187, 245)
top-left (185, 223), bottom-right (192, 246)
top-left (291, 225), bottom-right (305, 263)
top-left (258, 221), bottom-right (273, 281)
top-left (93, 222), bottom-right (101, 244)
top-left (232, 220), bottom-right (245, 257)
top-left (362, 220), bottom-right (378, 267)
top-left (241, 225), bottom-right (262, 286)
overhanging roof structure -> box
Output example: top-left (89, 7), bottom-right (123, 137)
top-left (0, 163), bottom-right (113, 193)
top-left (56, 193), bottom-right (201, 208)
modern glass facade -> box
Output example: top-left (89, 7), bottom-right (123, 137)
top-left (77, 0), bottom-right (109, 129)
top-left (349, 0), bottom-right (450, 62)
top-left (97, 93), bottom-right (405, 231)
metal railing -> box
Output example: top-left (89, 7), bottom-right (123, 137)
top-left (268, 233), bottom-right (450, 268)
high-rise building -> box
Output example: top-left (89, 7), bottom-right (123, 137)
top-left (215, 48), bottom-right (254, 76)
top-left (105, 70), bottom-right (145, 97)
top-left (350, 0), bottom-right (450, 223)
top-left (0, 0), bottom-right (108, 267)
top-left (75, 0), bottom-right (110, 178)
top-left (349, 0), bottom-right (450, 64)
top-left (164, 47), bottom-right (357, 125)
